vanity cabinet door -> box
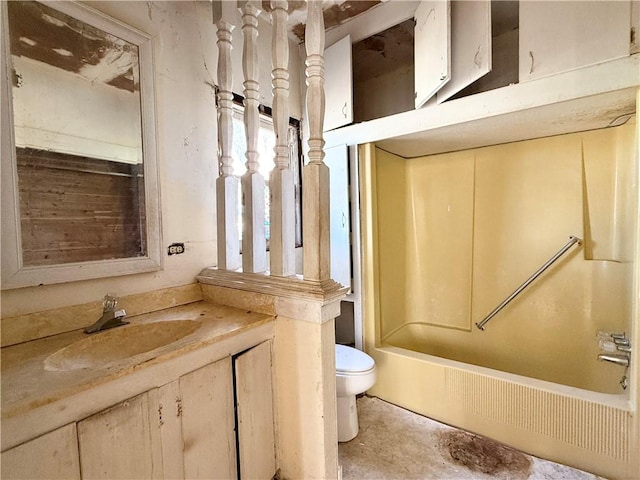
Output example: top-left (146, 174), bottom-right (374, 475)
top-left (234, 341), bottom-right (276, 480)
top-left (156, 354), bottom-right (271, 480)
top-left (178, 357), bottom-right (237, 480)
top-left (155, 380), bottom-right (185, 479)
top-left (1, 424), bottom-right (81, 480)
top-left (77, 392), bottom-right (162, 479)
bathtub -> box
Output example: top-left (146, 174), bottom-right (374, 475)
top-left (366, 344), bottom-right (634, 479)
top-left (358, 130), bottom-right (639, 479)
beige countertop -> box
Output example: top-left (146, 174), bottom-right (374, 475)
top-left (1, 301), bottom-right (275, 450)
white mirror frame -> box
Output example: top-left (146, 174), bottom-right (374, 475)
top-left (1, 1), bottom-right (162, 289)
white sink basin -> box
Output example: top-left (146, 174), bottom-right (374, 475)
top-left (44, 320), bottom-right (201, 371)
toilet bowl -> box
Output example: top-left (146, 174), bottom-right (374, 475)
top-left (335, 344), bottom-right (376, 442)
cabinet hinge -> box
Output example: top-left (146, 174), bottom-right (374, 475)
top-left (158, 403), bottom-right (164, 426)
top-left (176, 397), bottom-right (183, 417)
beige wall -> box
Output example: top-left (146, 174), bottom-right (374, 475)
top-left (1, 1), bottom-right (304, 319)
top-left (371, 122), bottom-right (637, 393)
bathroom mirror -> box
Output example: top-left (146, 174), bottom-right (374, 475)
top-left (1, 1), bottom-right (161, 289)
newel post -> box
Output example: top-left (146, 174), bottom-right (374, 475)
top-left (213, 3), bottom-right (240, 271)
top-left (303, 0), bottom-right (331, 282)
top-left (269, 0), bottom-right (296, 277)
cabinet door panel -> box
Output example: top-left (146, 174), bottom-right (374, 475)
top-left (180, 358), bottom-right (236, 480)
top-left (1, 424), bottom-right (80, 480)
top-left (325, 144), bottom-right (351, 289)
top-left (324, 35), bottom-right (353, 131)
top-left (235, 341), bottom-right (276, 480)
top-left (519, 1), bottom-right (631, 82)
top-left (156, 381), bottom-right (185, 479)
top-left (414, 0), bottom-right (451, 108)
top-left (436, 0), bottom-right (491, 103)
top-left (78, 392), bottom-right (161, 479)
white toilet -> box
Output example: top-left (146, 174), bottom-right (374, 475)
top-left (335, 344), bottom-right (376, 442)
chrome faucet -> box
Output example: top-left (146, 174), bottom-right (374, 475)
top-left (84, 294), bottom-right (128, 334)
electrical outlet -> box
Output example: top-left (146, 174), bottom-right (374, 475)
top-left (168, 243), bottom-right (185, 255)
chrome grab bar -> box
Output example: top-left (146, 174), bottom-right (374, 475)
top-left (475, 236), bottom-right (582, 331)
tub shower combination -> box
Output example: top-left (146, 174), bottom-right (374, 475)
top-left (360, 121), bottom-right (637, 478)
top-left (474, 234), bottom-right (632, 380)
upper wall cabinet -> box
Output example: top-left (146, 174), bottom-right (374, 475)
top-left (324, 35), bottom-right (353, 132)
top-left (325, 0), bottom-right (494, 124)
top-left (519, 1), bottom-right (631, 82)
top-left (323, 0), bottom-right (635, 127)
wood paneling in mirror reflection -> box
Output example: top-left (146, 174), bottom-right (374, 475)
top-left (16, 148), bottom-right (146, 266)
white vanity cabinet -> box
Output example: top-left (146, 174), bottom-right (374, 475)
top-left (1, 424), bottom-right (81, 479)
top-left (2, 342), bottom-right (276, 480)
top-left (78, 357), bottom-right (239, 480)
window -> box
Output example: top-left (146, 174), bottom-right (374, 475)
top-left (230, 95), bottom-right (302, 248)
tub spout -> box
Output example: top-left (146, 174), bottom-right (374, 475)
top-left (597, 353), bottom-right (630, 368)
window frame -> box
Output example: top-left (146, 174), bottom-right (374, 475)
top-left (229, 94), bottom-right (303, 249)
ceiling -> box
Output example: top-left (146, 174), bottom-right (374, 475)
top-left (8, 0), bottom-right (383, 94)
top-left (7, 1), bottom-right (138, 92)
top-left (260, 0), bottom-right (382, 42)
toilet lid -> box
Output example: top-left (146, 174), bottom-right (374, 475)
top-left (335, 344), bottom-right (375, 373)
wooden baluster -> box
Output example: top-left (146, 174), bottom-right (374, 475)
top-left (303, 0), bottom-right (330, 282)
top-left (240, 1), bottom-right (267, 273)
top-left (269, 0), bottom-right (295, 277)
top-left (213, 4), bottom-right (240, 271)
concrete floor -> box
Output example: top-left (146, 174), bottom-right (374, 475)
top-left (339, 396), bottom-right (606, 480)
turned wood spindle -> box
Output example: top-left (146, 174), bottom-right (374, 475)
top-left (302, 0), bottom-right (331, 282)
top-left (269, 0), bottom-right (295, 277)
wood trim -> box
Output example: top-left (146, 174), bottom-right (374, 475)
top-left (197, 268), bottom-right (346, 305)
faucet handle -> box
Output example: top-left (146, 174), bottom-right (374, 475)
top-left (103, 293), bottom-right (119, 312)
top-left (613, 336), bottom-right (630, 347)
